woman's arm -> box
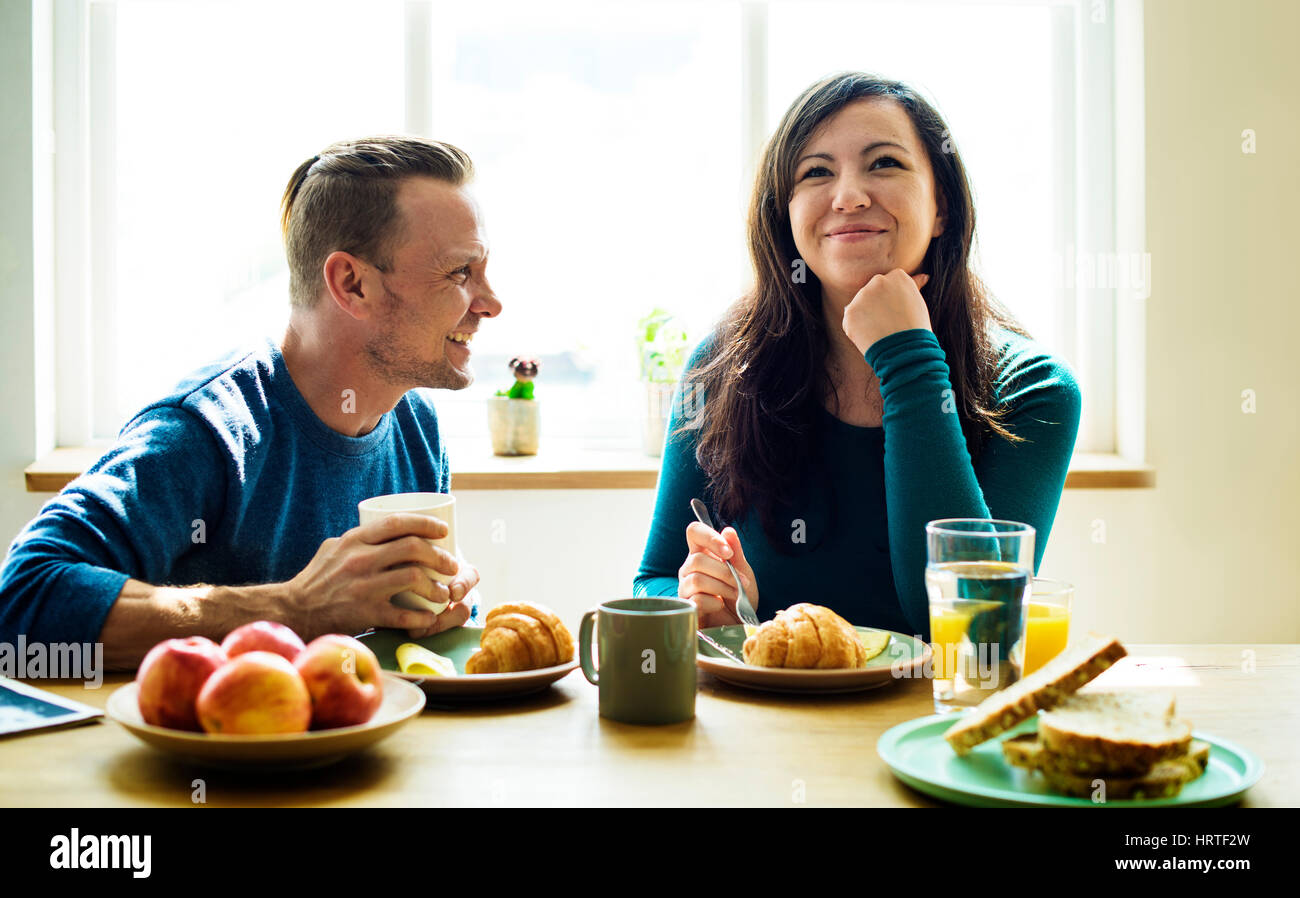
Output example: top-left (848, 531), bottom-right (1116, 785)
top-left (865, 328), bottom-right (1082, 637)
top-left (968, 341), bottom-right (1083, 565)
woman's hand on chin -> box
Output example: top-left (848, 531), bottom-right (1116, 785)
top-left (842, 269), bottom-right (932, 357)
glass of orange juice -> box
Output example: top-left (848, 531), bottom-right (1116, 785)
top-left (925, 519), bottom-right (1035, 713)
top-left (1022, 579), bottom-right (1074, 675)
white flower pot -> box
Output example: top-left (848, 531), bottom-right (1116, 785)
top-left (642, 381), bottom-right (676, 457)
top-left (487, 397), bottom-right (540, 456)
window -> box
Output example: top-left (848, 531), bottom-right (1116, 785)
top-left (53, 0), bottom-right (1123, 453)
top-left (420, 1), bottom-right (745, 441)
top-left (111, 0), bottom-right (405, 425)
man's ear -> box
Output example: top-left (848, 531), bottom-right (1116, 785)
top-left (322, 251), bottom-right (375, 320)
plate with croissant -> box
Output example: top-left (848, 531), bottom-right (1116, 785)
top-left (357, 601), bottom-right (579, 700)
top-left (696, 603), bottom-right (930, 694)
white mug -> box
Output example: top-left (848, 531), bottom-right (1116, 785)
top-left (357, 492), bottom-right (457, 614)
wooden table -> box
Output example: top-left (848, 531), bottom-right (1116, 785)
top-left (1, 645), bottom-right (1294, 807)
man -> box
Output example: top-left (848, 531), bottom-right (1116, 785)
top-left (0, 136), bottom-right (500, 669)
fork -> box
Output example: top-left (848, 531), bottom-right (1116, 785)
top-left (690, 498), bottom-right (760, 629)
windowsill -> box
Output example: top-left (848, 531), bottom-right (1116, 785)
top-left (24, 441), bottom-right (1155, 492)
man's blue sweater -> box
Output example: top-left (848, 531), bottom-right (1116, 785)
top-left (0, 338), bottom-right (451, 646)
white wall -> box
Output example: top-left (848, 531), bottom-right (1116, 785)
top-left (2, 0), bottom-right (1297, 644)
top-left (455, 489), bottom-right (659, 625)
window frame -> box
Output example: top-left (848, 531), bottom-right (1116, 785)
top-left (50, 0), bottom-right (1141, 458)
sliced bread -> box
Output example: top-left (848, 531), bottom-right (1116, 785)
top-left (944, 633), bottom-right (1127, 755)
top-left (1035, 742), bottom-right (1211, 800)
top-left (1000, 690), bottom-right (1178, 775)
top-left (1050, 689), bottom-right (1176, 720)
top-left (1037, 710), bottom-right (1193, 773)
top-left (1004, 734), bottom-right (1208, 774)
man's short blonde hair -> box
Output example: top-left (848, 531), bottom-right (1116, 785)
top-left (280, 136), bottom-right (474, 309)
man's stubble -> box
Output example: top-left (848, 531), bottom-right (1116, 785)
top-left (362, 281), bottom-right (473, 391)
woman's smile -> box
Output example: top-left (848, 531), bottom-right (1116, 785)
top-left (826, 228), bottom-right (888, 243)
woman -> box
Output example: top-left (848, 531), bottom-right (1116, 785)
top-left (633, 72), bottom-right (1081, 640)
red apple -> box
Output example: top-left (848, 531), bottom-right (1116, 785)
top-left (221, 620), bottom-right (306, 663)
top-left (195, 651), bottom-right (312, 735)
top-left (136, 636), bottom-right (228, 731)
top-left (294, 635), bottom-right (384, 729)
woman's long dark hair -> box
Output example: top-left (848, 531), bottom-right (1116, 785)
top-left (688, 72), bottom-right (1031, 549)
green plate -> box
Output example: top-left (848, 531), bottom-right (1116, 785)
top-left (696, 626), bottom-right (930, 694)
top-left (358, 626), bottom-right (578, 701)
top-left (877, 714), bottom-right (1266, 807)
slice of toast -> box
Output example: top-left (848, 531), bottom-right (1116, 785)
top-left (999, 691), bottom-right (1179, 776)
top-left (1049, 689), bottom-right (1176, 720)
top-left (1035, 742), bottom-right (1210, 800)
top-left (944, 633), bottom-right (1127, 755)
top-left (1038, 710), bottom-right (1193, 772)
top-left (1003, 733), bottom-right (1208, 775)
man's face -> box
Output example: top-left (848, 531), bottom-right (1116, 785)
top-left (362, 177), bottom-right (501, 390)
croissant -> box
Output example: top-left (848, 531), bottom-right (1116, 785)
top-left (742, 604), bottom-right (867, 669)
top-left (465, 602), bottom-right (575, 674)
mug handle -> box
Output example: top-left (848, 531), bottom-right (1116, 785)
top-left (579, 609), bottom-right (599, 685)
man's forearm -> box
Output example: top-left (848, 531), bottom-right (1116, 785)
top-left (99, 578), bottom-right (290, 671)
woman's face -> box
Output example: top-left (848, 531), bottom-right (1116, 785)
top-left (788, 98), bottom-right (946, 301)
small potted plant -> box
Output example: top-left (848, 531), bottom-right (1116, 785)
top-left (637, 309), bottom-right (689, 457)
top-left (488, 357), bottom-right (540, 456)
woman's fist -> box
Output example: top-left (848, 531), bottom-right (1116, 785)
top-left (842, 269), bottom-right (931, 357)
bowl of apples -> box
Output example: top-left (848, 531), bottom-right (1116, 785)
top-left (106, 622), bottom-right (425, 769)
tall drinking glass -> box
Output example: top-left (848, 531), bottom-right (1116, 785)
top-left (1022, 578), bottom-right (1074, 675)
top-left (925, 519), bottom-right (1035, 713)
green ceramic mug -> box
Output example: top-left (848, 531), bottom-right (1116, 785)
top-left (579, 598), bottom-right (697, 725)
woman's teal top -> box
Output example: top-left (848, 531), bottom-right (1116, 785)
top-left (633, 327), bottom-right (1082, 640)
